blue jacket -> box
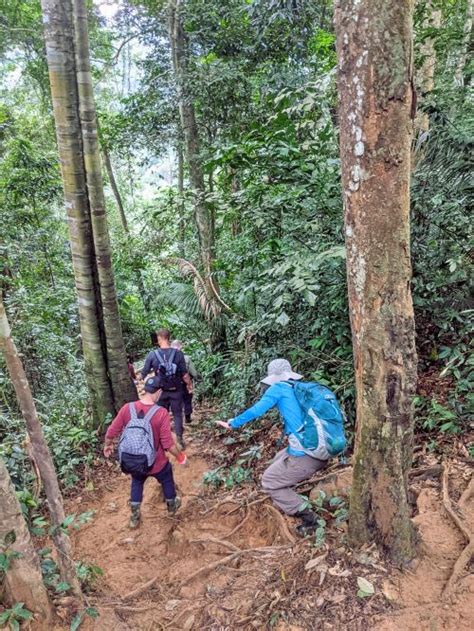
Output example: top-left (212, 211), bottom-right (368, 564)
top-left (229, 381), bottom-right (308, 457)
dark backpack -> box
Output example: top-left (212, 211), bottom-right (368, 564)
top-left (118, 403), bottom-right (158, 475)
top-left (154, 349), bottom-right (180, 389)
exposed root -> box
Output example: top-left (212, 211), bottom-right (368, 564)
top-left (225, 510), bottom-right (250, 538)
top-left (408, 464), bottom-right (442, 481)
top-left (190, 536), bottom-right (241, 553)
top-left (122, 575), bottom-right (160, 601)
top-left (265, 504), bottom-right (296, 545)
top-left (295, 465), bottom-right (352, 494)
top-left (458, 477), bottom-right (474, 513)
top-left (180, 544), bottom-right (290, 587)
top-left (201, 497), bottom-right (241, 516)
top-left (180, 551), bottom-right (242, 586)
top-left (441, 462), bottom-right (473, 600)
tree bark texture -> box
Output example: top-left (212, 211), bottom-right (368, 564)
top-left (0, 457), bottom-right (52, 624)
top-left (334, 0), bottom-right (418, 564)
top-left (73, 0), bottom-right (136, 408)
top-left (41, 0), bottom-right (114, 422)
top-left (0, 300), bottom-right (82, 597)
top-left (455, 0), bottom-right (473, 85)
top-left (102, 146), bottom-right (130, 234)
top-left (415, 0), bottom-right (441, 132)
top-left (41, 0), bottom-right (135, 419)
top-left (168, 0), bottom-right (227, 353)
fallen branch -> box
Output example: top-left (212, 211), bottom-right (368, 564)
top-left (265, 504), bottom-right (296, 545)
top-left (122, 575), bottom-right (160, 601)
top-left (441, 462), bottom-right (474, 600)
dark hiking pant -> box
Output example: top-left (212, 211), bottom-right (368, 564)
top-left (182, 386), bottom-right (193, 418)
top-left (130, 461), bottom-right (176, 503)
top-left (158, 389), bottom-right (184, 437)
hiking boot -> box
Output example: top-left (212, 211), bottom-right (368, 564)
top-left (295, 509), bottom-right (317, 538)
top-left (177, 435), bottom-right (186, 450)
top-left (185, 414), bottom-right (192, 424)
top-left (129, 502), bottom-right (141, 529)
top-left (166, 496), bottom-right (182, 515)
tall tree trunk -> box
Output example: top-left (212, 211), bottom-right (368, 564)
top-left (102, 146), bottom-right (130, 234)
top-left (0, 457), bottom-right (53, 624)
top-left (40, 0), bottom-right (115, 423)
top-left (334, 0), bottom-right (418, 565)
top-left (168, 0), bottom-right (227, 352)
top-left (102, 146), bottom-right (151, 311)
top-left (177, 139), bottom-right (186, 257)
top-left (0, 300), bottom-right (83, 598)
top-left (72, 0), bottom-right (136, 408)
top-left (455, 0), bottom-right (473, 85)
top-left (415, 0), bottom-right (441, 132)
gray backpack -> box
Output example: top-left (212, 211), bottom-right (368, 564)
top-left (118, 403), bottom-right (159, 475)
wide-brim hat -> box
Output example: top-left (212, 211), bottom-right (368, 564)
top-left (260, 358), bottom-right (303, 386)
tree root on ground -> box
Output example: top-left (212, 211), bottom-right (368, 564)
top-left (225, 510), bottom-right (251, 538)
top-left (179, 544), bottom-right (290, 587)
top-left (265, 504), bottom-right (296, 544)
top-left (122, 575), bottom-right (160, 601)
top-left (190, 536), bottom-right (241, 552)
top-left (441, 462), bottom-right (473, 600)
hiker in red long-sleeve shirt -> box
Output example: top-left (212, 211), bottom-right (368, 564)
top-left (104, 376), bottom-right (187, 529)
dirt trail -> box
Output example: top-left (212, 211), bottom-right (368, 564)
top-left (67, 416), bottom-right (474, 630)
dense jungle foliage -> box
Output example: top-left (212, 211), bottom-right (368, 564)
top-left (0, 0), bottom-right (472, 506)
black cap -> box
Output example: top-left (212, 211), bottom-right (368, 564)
top-left (144, 377), bottom-right (161, 393)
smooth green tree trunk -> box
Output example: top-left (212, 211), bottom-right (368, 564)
top-left (73, 0), bottom-right (137, 408)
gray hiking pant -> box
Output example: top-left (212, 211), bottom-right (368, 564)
top-left (261, 449), bottom-right (327, 515)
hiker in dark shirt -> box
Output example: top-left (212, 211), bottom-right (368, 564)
top-left (139, 328), bottom-right (192, 449)
top-left (171, 340), bottom-right (199, 424)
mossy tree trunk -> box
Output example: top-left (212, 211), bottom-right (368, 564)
top-left (41, 0), bottom-right (135, 420)
top-left (334, 0), bottom-right (418, 565)
top-left (0, 299), bottom-right (82, 597)
top-left (0, 457), bottom-right (53, 624)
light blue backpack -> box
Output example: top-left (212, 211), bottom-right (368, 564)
top-left (289, 381), bottom-right (347, 460)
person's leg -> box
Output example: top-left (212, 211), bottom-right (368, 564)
top-left (129, 475), bottom-right (146, 528)
top-left (153, 462), bottom-right (181, 514)
top-left (261, 451), bottom-right (327, 515)
top-left (183, 388), bottom-right (193, 423)
top-left (169, 390), bottom-right (185, 447)
top-left (158, 390), bottom-right (171, 411)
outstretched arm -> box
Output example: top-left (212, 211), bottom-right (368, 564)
top-left (227, 387), bottom-right (279, 430)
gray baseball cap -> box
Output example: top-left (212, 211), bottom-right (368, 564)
top-left (260, 358), bottom-right (303, 386)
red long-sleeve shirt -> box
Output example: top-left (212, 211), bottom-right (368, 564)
top-left (106, 402), bottom-right (174, 474)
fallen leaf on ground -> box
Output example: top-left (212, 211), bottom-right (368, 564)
top-left (305, 552), bottom-right (328, 571)
top-left (357, 576), bottom-right (375, 598)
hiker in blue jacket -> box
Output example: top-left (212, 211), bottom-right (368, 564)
top-left (217, 359), bottom-right (329, 535)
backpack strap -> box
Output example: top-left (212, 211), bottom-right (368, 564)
top-left (129, 402), bottom-right (138, 420)
top-left (168, 349), bottom-right (176, 364)
top-left (142, 404), bottom-right (160, 424)
top-left (154, 349), bottom-right (163, 364)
